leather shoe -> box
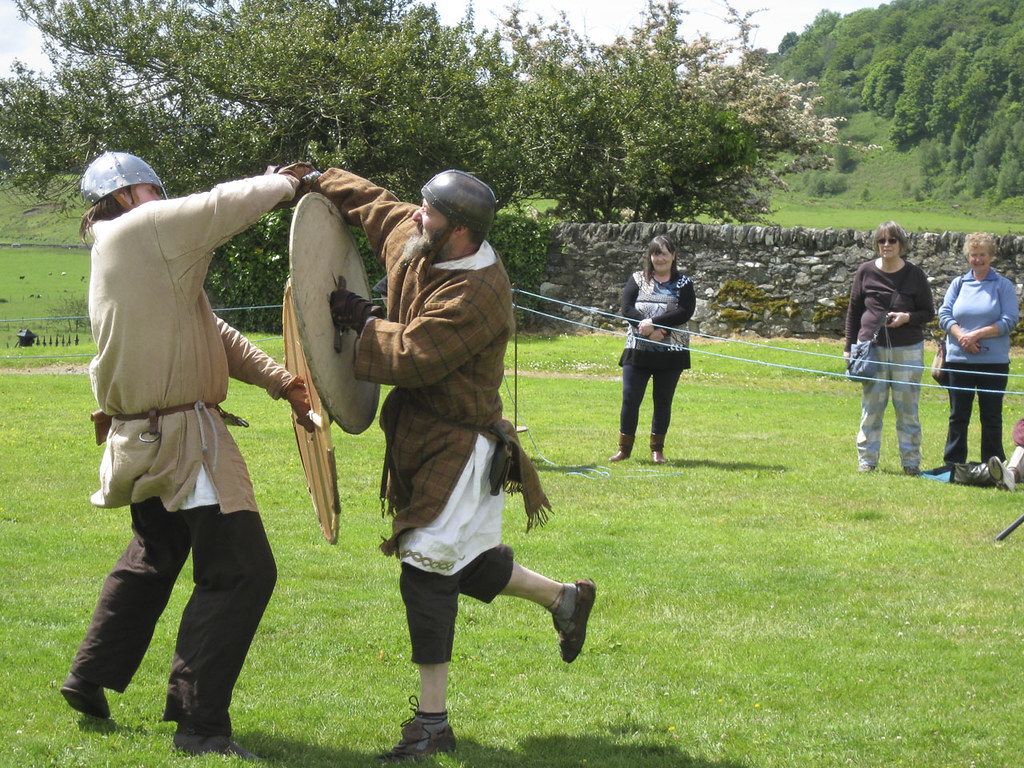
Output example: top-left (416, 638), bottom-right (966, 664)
top-left (377, 718), bottom-right (456, 763)
top-left (174, 730), bottom-right (261, 760)
top-left (60, 673), bottom-right (110, 719)
top-left (553, 579), bottom-right (596, 663)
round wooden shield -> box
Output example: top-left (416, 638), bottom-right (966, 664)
top-left (289, 192), bottom-right (379, 434)
top-left (283, 282), bottom-right (339, 544)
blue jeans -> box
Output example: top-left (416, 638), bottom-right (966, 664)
top-left (857, 342), bottom-right (924, 469)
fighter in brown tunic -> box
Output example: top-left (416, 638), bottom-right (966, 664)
top-left (319, 168), bottom-right (597, 762)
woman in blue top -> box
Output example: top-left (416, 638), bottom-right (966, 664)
top-left (939, 232), bottom-right (1020, 466)
top-left (608, 235), bottom-right (696, 464)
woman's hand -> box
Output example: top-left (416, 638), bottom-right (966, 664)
top-left (638, 318), bottom-right (667, 342)
top-left (957, 328), bottom-right (982, 354)
top-left (885, 311), bottom-right (910, 328)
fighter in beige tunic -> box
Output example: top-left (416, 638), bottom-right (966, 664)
top-left (60, 152), bottom-right (316, 760)
top-left (318, 168), bottom-right (597, 762)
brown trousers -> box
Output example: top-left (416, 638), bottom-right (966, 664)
top-left (399, 544), bottom-right (514, 665)
top-left (69, 497), bottom-right (276, 736)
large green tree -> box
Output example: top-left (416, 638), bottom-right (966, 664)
top-left (1, 0), bottom-right (522, 202)
top-left (503, 2), bottom-right (837, 221)
top-left (771, 0), bottom-right (1024, 202)
top-left (1, 0), bottom-right (835, 223)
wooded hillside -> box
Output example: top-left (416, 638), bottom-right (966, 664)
top-left (770, 0), bottom-right (1024, 203)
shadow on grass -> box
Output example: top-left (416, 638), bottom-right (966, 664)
top-left (70, 713), bottom-right (748, 767)
top-left (231, 731), bottom-right (750, 768)
top-left (535, 458), bottom-right (787, 474)
top-left (472, 733), bottom-right (750, 768)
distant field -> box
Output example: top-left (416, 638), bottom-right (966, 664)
top-left (761, 197), bottom-right (1024, 235)
top-left (0, 245), bottom-right (91, 347)
top-left (0, 188), bottom-right (83, 247)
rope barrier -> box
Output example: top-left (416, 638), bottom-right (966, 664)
top-left (6, 290), bottom-right (1020, 480)
top-left (5, 291), bottom-right (1022, 395)
top-left (511, 289), bottom-right (1024, 397)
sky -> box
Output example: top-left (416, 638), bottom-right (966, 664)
top-left (0, 1), bottom-right (880, 76)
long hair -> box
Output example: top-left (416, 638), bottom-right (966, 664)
top-left (79, 195), bottom-right (126, 243)
top-left (643, 235), bottom-right (679, 282)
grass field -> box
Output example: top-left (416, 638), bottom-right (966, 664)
top-left (4, 333), bottom-right (1024, 767)
top-left (3, 185), bottom-right (1024, 766)
top-left (759, 196), bottom-right (1024, 236)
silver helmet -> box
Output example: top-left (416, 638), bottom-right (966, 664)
top-left (81, 151), bottom-right (164, 204)
top-left (421, 170), bottom-right (495, 236)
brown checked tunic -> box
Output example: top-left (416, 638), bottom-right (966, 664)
top-left (315, 169), bottom-right (549, 555)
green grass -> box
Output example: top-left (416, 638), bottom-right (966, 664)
top-left (759, 111), bottom-right (1024, 235)
top-left (756, 196), bottom-right (1024, 236)
top-left (0, 184), bottom-right (84, 247)
top-left (0, 245), bottom-right (91, 344)
top-left (4, 334), bottom-right (1024, 767)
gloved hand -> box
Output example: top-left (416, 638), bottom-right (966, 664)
top-left (264, 162), bottom-right (321, 208)
top-left (282, 375), bottom-right (316, 433)
top-left (329, 275), bottom-right (384, 332)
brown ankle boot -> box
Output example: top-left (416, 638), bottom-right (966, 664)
top-left (650, 433), bottom-right (666, 464)
top-left (608, 433), bottom-right (634, 462)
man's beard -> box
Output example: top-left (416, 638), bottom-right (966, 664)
top-left (400, 226), bottom-right (451, 265)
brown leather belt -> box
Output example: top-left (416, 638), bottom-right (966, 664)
top-left (91, 401), bottom-right (218, 445)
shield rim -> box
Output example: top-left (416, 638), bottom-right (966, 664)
top-left (288, 192), bottom-right (380, 434)
top-left (283, 281), bottom-right (340, 544)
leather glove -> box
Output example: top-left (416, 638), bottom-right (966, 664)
top-left (264, 162), bottom-right (321, 208)
top-left (282, 376), bottom-right (316, 433)
top-left (329, 275), bottom-right (384, 332)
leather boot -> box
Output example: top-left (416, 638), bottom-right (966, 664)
top-left (650, 433), bottom-right (667, 464)
top-left (608, 433), bottom-right (634, 462)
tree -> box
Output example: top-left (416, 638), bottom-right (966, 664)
top-left (1, 0), bottom-right (525, 203)
top-left (503, 2), bottom-right (837, 222)
top-left (1, 0), bottom-right (836, 224)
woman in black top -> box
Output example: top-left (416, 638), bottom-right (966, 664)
top-left (844, 221), bottom-right (934, 474)
top-left (609, 235), bottom-right (696, 464)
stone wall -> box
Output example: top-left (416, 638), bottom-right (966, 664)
top-left (528, 222), bottom-right (1024, 339)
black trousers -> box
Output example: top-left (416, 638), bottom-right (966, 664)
top-left (69, 497), bottom-right (276, 736)
top-left (944, 362), bottom-right (1009, 464)
top-left (619, 363), bottom-right (683, 436)
top-left (400, 544), bottom-right (514, 665)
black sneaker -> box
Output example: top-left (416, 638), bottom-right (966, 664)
top-left (377, 698), bottom-right (456, 763)
top-left (553, 579), bottom-right (596, 663)
top-left (60, 673), bottom-right (110, 719)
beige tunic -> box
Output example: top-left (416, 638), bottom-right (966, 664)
top-left (88, 174), bottom-right (296, 513)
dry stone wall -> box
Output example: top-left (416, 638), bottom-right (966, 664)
top-left (529, 222), bottom-right (1024, 340)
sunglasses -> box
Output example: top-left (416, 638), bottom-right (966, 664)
top-left (876, 237), bottom-right (899, 245)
